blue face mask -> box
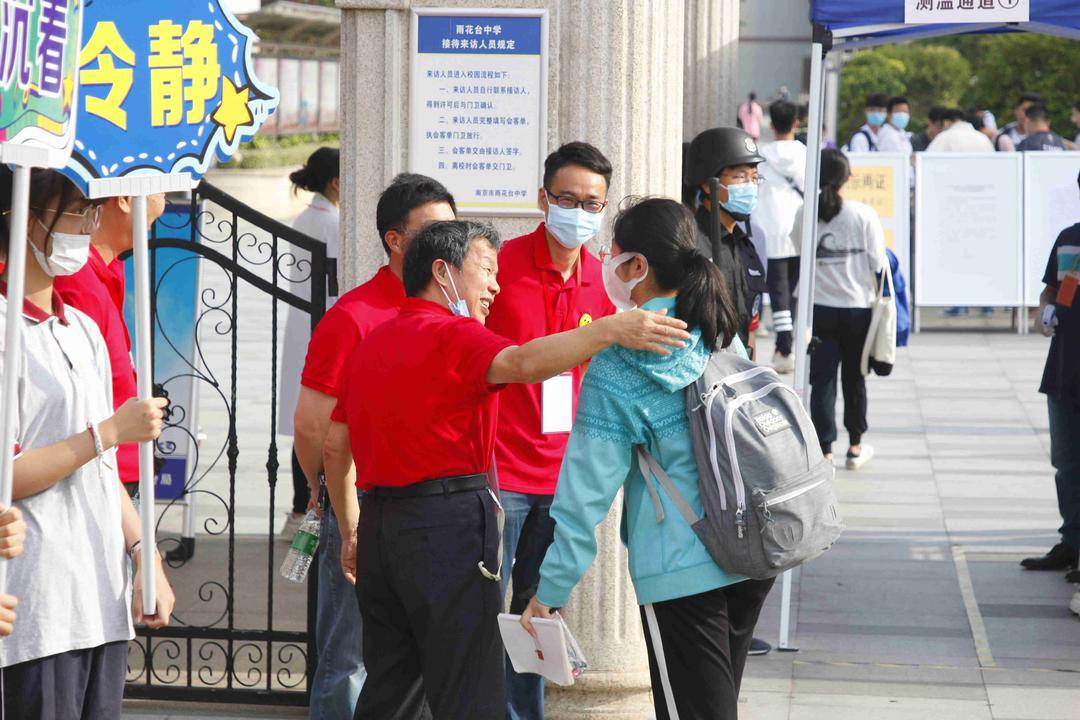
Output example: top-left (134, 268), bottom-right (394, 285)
top-left (891, 112), bottom-right (910, 130)
top-left (866, 111), bottom-right (887, 128)
top-left (719, 182), bottom-right (758, 218)
top-left (437, 262), bottom-right (470, 317)
top-left (546, 203), bottom-right (604, 249)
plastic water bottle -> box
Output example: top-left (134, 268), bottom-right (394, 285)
top-left (280, 510), bottom-right (320, 583)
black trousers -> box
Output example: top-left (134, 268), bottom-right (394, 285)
top-left (640, 579), bottom-right (775, 720)
top-left (291, 447), bottom-right (309, 514)
top-left (810, 305), bottom-right (872, 453)
top-left (2, 641), bottom-right (127, 720)
top-left (766, 257), bottom-right (800, 356)
top-left (353, 488), bottom-right (505, 720)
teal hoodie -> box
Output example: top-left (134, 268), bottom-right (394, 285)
top-left (536, 296), bottom-right (746, 608)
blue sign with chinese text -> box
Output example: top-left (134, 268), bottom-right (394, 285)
top-left (416, 16), bottom-right (542, 55)
top-left (61, 0), bottom-right (278, 195)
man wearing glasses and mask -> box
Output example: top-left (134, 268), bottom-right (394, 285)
top-left (484, 142), bottom-right (616, 720)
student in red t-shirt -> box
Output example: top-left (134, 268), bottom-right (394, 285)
top-left (484, 142), bottom-right (616, 719)
top-left (322, 220), bottom-right (690, 719)
top-left (54, 193), bottom-right (166, 490)
top-left (292, 174), bottom-right (456, 718)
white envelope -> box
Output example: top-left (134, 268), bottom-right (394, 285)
top-left (497, 613), bottom-right (588, 687)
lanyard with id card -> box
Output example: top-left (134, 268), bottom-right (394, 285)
top-left (1057, 251), bottom-right (1080, 308)
top-left (541, 259), bottom-right (582, 435)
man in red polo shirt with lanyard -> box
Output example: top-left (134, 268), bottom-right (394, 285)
top-left (54, 193), bottom-right (167, 491)
top-left (322, 219), bottom-right (689, 719)
top-left (484, 142), bottom-right (616, 720)
top-left (292, 173), bottom-right (456, 720)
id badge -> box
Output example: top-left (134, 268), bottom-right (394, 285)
top-left (541, 373), bottom-right (574, 434)
top-left (1058, 271), bottom-right (1078, 308)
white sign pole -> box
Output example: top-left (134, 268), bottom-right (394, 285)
top-left (132, 193), bottom-right (156, 614)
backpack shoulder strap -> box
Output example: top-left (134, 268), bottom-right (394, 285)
top-left (636, 448), bottom-right (700, 527)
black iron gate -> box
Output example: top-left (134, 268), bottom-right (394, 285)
top-left (124, 181), bottom-right (327, 705)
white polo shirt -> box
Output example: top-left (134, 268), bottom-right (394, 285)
top-left (0, 287), bottom-right (133, 668)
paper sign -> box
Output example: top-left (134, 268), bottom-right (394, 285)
top-left (843, 153), bottom-right (911, 294)
top-left (541, 372), bottom-right (573, 434)
top-left (905, 0), bottom-right (1029, 25)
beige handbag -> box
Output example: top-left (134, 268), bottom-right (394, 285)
top-left (860, 261), bottom-right (897, 377)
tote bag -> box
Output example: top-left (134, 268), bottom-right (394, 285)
top-left (860, 261), bottom-right (897, 377)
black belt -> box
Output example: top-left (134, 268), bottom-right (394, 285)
top-left (366, 474), bottom-right (488, 500)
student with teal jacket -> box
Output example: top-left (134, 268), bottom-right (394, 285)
top-left (521, 198), bottom-right (776, 720)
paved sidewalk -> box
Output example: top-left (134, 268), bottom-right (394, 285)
top-left (125, 330), bottom-right (1080, 719)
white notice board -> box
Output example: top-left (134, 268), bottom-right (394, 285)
top-left (843, 152), bottom-right (911, 286)
top-left (1023, 152), bottom-right (1080, 306)
top-left (915, 153), bottom-right (1024, 307)
top-left (410, 8), bottom-right (548, 217)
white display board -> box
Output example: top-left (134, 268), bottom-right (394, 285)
top-left (1023, 152), bottom-right (1080, 306)
top-left (915, 153), bottom-right (1024, 307)
top-left (843, 152), bottom-right (911, 285)
top-left (410, 8), bottom-right (548, 217)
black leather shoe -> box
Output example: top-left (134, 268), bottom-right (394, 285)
top-left (748, 637), bottom-right (772, 656)
top-left (1020, 543), bottom-right (1078, 571)
top-left (1065, 569), bottom-right (1080, 584)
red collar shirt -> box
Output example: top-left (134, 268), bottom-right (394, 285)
top-left (301, 265), bottom-right (405, 398)
top-left (330, 298), bottom-right (514, 490)
top-left (484, 224), bottom-right (616, 495)
top-left (54, 245), bottom-right (138, 484)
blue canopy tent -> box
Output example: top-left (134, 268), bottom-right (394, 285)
top-left (779, 0), bottom-right (1080, 652)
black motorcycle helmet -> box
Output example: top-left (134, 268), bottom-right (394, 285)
top-left (683, 127), bottom-right (766, 187)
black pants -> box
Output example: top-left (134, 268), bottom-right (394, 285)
top-left (291, 447), bottom-right (309, 514)
top-left (810, 305), bottom-right (872, 454)
top-left (354, 488), bottom-right (505, 720)
top-left (766, 257), bottom-right (800, 356)
top-left (640, 579), bottom-right (775, 720)
top-left (2, 641), bottom-right (127, 720)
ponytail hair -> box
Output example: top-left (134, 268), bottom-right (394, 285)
top-left (612, 198), bottom-right (738, 351)
top-left (818, 148), bottom-right (849, 223)
top-left (289, 146), bottom-right (340, 196)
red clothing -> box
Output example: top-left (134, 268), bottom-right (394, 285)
top-left (331, 298), bottom-right (514, 490)
top-left (54, 246), bottom-right (138, 484)
top-left (485, 225), bottom-right (616, 495)
top-left (301, 266), bottom-right (405, 398)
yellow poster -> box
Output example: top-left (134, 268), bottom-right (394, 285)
top-left (842, 165), bottom-right (895, 219)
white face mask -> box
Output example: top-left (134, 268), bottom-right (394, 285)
top-left (30, 218), bottom-right (91, 277)
top-left (601, 252), bottom-right (647, 311)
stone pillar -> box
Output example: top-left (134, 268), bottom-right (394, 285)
top-left (683, 0), bottom-right (740, 138)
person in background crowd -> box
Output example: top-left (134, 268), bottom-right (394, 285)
top-left (484, 142), bottom-right (616, 720)
top-left (911, 106), bottom-right (947, 152)
top-left (0, 167), bottom-right (174, 720)
top-left (927, 108), bottom-right (994, 153)
top-left (521, 198), bottom-right (775, 720)
top-left (847, 93), bottom-right (889, 152)
top-left (793, 149), bottom-right (886, 470)
top-left (293, 173), bottom-right (456, 719)
top-left (0, 507), bottom-right (27, 637)
top-left (1002, 92), bottom-right (1042, 146)
top-left (971, 106), bottom-right (1017, 151)
top-left (876, 96), bottom-right (913, 154)
top-left (54, 193), bottom-right (166, 494)
top-left (1023, 171), bottom-right (1080, 610)
top-left (1017, 104), bottom-right (1068, 152)
top-left (322, 219), bottom-right (691, 719)
top-left (1070, 99), bottom-right (1080, 148)
top-left (279, 147), bottom-right (341, 537)
top-left (738, 92), bottom-right (764, 141)
top-left (754, 100), bottom-right (806, 374)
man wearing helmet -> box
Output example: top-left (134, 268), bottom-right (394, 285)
top-left (684, 127), bottom-right (769, 351)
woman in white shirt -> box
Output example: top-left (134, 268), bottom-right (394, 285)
top-left (279, 148), bottom-right (341, 529)
top-left (0, 168), bottom-right (174, 718)
top-left (795, 149), bottom-right (885, 470)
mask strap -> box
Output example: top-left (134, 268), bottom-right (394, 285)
top-left (438, 261), bottom-right (464, 306)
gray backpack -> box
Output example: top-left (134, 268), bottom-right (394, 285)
top-left (638, 352), bottom-right (842, 580)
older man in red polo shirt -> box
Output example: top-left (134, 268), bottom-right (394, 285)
top-left (54, 193), bottom-right (166, 490)
top-left (484, 142), bottom-right (616, 719)
top-left (323, 219), bottom-right (689, 720)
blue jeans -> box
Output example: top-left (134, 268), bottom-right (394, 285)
top-left (310, 506), bottom-right (366, 719)
top-left (1049, 397), bottom-right (1080, 550)
top-left (500, 491), bottom-right (556, 720)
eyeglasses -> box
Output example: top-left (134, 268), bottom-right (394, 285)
top-left (31, 204), bottom-right (103, 234)
top-left (719, 175), bottom-right (765, 186)
top-left (544, 190), bottom-right (608, 215)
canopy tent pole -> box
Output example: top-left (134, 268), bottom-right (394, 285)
top-left (132, 193), bottom-right (157, 615)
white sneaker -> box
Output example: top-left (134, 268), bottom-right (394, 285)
top-left (845, 445), bottom-right (874, 470)
top-left (1070, 589), bottom-right (1080, 617)
top-left (772, 352), bottom-right (795, 374)
top-left (280, 511), bottom-right (304, 540)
